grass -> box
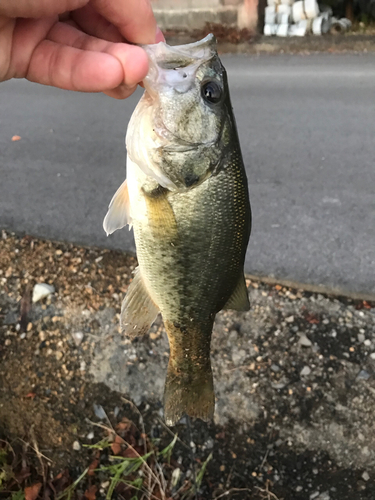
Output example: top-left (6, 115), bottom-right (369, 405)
top-left (98, 451), bottom-right (154, 500)
top-left (84, 429), bottom-right (206, 500)
top-left (0, 441), bottom-right (25, 499)
top-left (10, 492), bottom-right (25, 500)
top-left (56, 468), bottom-right (89, 500)
top-left (0, 417), bottom-right (213, 500)
top-left (195, 453), bottom-right (212, 491)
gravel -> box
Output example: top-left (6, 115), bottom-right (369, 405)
top-left (1, 231), bottom-right (375, 499)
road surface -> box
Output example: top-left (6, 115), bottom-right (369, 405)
top-left (1, 53), bottom-right (374, 294)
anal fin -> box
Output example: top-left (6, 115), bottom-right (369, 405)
top-left (222, 274), bottom-right (250, 311)
top-left (103, 179), bottom-right (131, 236)
top-left (121, 267), bottom-right (159, 337)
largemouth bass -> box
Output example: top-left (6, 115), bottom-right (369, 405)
top-left (103, 34), bottom-right (251, 426)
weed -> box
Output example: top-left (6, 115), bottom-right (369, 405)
top-left (0, 442), bottom-right (25, 499)
top-left (11, 492), bottom-right (25, 500)
top-left (99, 452), bottom-right (153, 500)
top-left (158, 433), bottom-right (178, 465)
top-left (83, 438), bottom-right (112, 451)
top-left (195, 452), bottom-right (212, 491)
top-left (0, 413), bottom-right (213, 500)
top-left (0, 444), bottom-right (13, 488)
top-left (56, 468), bottom-right (88, 500)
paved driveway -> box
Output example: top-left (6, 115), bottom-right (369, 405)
top-left (1, 53), bottom-right (374, 294)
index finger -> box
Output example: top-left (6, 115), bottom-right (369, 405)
top-left (90, 0), bottom-right (158, 45)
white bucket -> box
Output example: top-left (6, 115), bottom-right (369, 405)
top-left (289, 19), bottom-right (312, 36)
top-left (292, 0), bottom-right (319, 22)
top-left (278, 12), bottom-right (292, 24)
top-left (292, 1), bottom-right (305, 22)
top-left (276, 3), bottom-right (292, 22)
top-left (288, 24), bottom-right (299, 36)
top-left (264, 23), bottom-right (278, 36)
top-left (304, 0), bottom-right (319, 18)
top-left (276, 23), bottom-right (290, 36)
top-left (277, 4), bottom-right (292, 14)
top-left (265, 6), bottom-right (277, 24)
top-left (265, 5), bottom-right (276, 14)
top-left (305, 18), bottom-right (313, 31)
top-left (312, 14), bottom-right (331, 35)
top-left (297, 19), bottom-right (309, 35)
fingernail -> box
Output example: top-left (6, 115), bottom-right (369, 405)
top-left (155, 26), bottom-right (165, 43)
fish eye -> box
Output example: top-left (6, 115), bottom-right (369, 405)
top-left (201, 81), bottom-right (222, 104)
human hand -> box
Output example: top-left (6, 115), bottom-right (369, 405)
top-left (0, 0), bottom-right (165, 98)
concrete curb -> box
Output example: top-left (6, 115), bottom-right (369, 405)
top-left (246, 274), bottom-right (375, 303)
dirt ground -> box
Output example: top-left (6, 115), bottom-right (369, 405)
top-left (165, 24), bottom-right (375, 54)
top-left (1, 231), bottom-right (375, 499)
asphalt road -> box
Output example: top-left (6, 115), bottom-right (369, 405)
top-left (1, 53), bottom-right (374, 295)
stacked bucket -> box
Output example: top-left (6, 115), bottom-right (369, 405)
top-left (264, 0), bottom-right (337, 36)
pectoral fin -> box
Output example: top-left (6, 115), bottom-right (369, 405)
top-left (222, 274), bottom-right (250, 311)
top-left (121, 267), bottom-right (159, 337)
top-left (103, 179), bottom-right (131, 236)
top-left (143, 186), bottom-right (178, 241)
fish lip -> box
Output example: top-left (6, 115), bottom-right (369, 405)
top-left (159, 129), bottom-right (214, 154)
top-left (158, 128), bottom-right (203, 152)
top-left (140, 34), bottom-right (217, 66)
top-left (141, 34), bottom-right (217, 96)
top-left (162, 145), bottom-right (198, 153)
top-left (161, 139), bottom-right (213, 154)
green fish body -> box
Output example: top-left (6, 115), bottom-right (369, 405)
top-left (104, 35), bottom-right (251, 426)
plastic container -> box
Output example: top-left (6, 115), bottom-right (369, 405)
top-left (330, 17), bottom-right (352, 34)
top-left (276, 23), bottom-right (290, 36)
top-left (312, 14), bottom-right (331, 34)
top-left (305, 0), bottom-right (319, 18)
top-left (289, 19), bottom-right (312, 36)
top-left (278, 12), bottom-right (292, 24)
top-left (265, 6), bottom-right (277, 24)
top-left (264, 23), bottom-right (278, 35)
top-left (277, 4), bottom-right (292, 14)
top-left (292, 0), bottom-right (319, 22)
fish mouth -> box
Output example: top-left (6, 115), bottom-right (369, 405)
top-left (139, 34), bottom-right (219, 156)
top-left (141, 34), bottom-right (216, 69)
top-left (141, 34), bottom-right (217, 97)
top-left (155, 124), bottom-right (205, 153)
top-left (128, 35), bottom-right (220, 191)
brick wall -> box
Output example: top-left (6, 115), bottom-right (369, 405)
top-left (151, 0), bottom-right (259, 30)
top-left (151, 1), bottom-right (222, 7)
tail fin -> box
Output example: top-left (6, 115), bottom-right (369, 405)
top-left (163, 363), bottom-right (215, 426)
